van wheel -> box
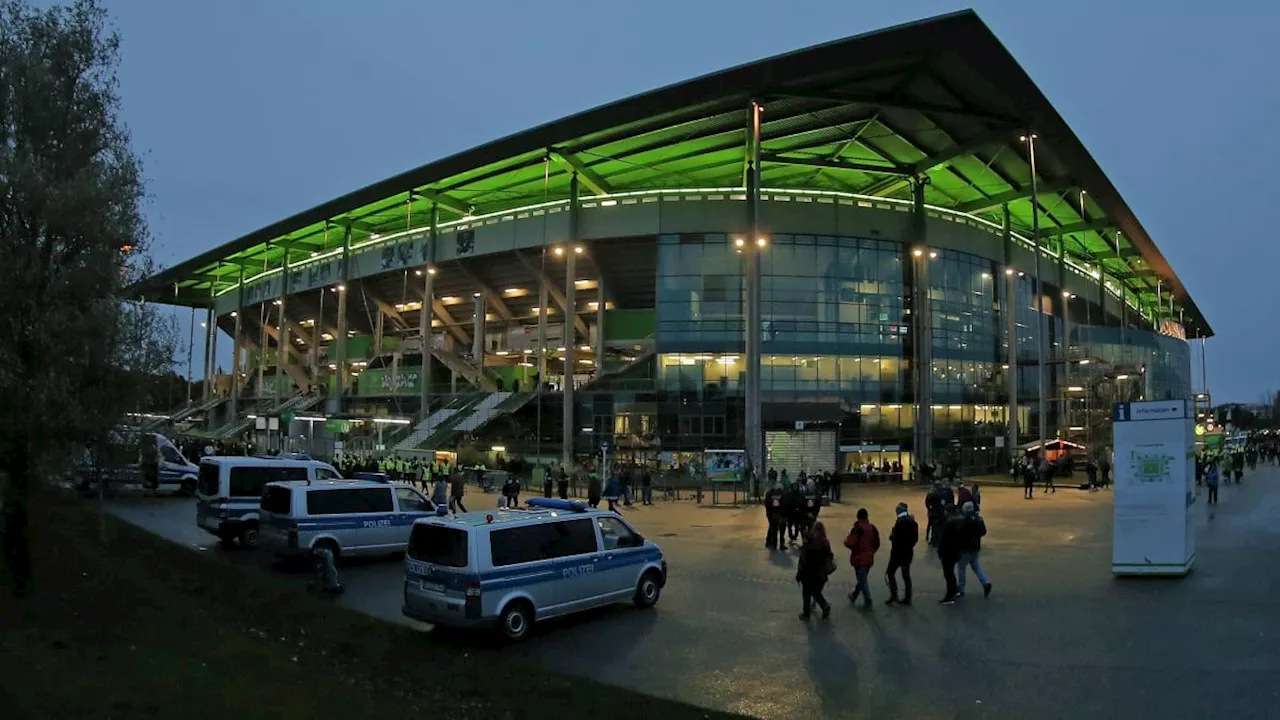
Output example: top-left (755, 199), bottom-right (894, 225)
top-left (239, 522), bottom-right (260, 549)
top-left (634, 570), bottom-right (662, 608)
top-left (499, 601), bottom-right (533, 642)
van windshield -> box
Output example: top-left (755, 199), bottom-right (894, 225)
top-left (407, 524), bottom-right (468, 568)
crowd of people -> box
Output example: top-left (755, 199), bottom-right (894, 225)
top-left (766, 472), bottom-right (995, 617)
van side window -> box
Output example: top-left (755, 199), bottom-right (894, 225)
top-left (160, 445), bottom-right (183, 464)
top-left (230, 467), bottom-right (305, 497)
top-left (395, 487), bottom-right (432, 513)
top-left (490, 519), bottom-right (598, 567)
top-left (597, 517), bottom-right (642, 550)
top-left (307, 487), bottom-right (394, 515)
top-left (315, 467), bottom-right (341, 481)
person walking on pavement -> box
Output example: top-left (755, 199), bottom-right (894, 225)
top-left (885, 502), bottom-right (918, 606)
top-left (556, 464), bottom-right (570, 500)
top-left (587, 470), bottom-right (603, 508)
top-left (604, 469), bottom-right (621, 512)
top-left (796, 521), bottom-right (834, 620)
top-left (431, 473), bottom-right (449, 510)
top-left (1022, 458), bottom-right (1037, 500)
top-left (843, 508), bottom-right (881, 610)
top-left (763, 482), bottom-right (785, 550)
top-left (1042, 456), bottom-right (1056, 494)
top-left (1205, 460), bottom-right (1220, 506)
top-left (937, 505), bottom-right (964, 604)
top-left (956, 501), bottom-right (992, 598)
top-left (641, 466), bottom-right (654, 505)
top-left (449, 469), bottom-right (467, 513)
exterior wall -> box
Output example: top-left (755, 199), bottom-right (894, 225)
top-left (215, 189), bottom-right (1190, 471)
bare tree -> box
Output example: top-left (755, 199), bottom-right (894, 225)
top-left (0, 0), bottom-right (174, 596)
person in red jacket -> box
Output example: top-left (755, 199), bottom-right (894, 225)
top-left (843, 508), bottom-right (881, 610)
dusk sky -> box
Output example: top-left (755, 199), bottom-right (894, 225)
top-left (108, 0), bottom-right (1272, 403)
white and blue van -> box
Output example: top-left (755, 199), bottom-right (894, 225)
top-left (195, 456), bottom-right (342, 549)
top-left (258, 479), bottom-right (437, 559)
top-left (401, 498), bottom-right (667, 641)
top-left (79, 430), bottom-right (201, 495)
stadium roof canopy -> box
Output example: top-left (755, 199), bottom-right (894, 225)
top-left (136, 9), bottom-right (1211, 338)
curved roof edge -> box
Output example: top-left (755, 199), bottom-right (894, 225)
top-left (136, 9), bottom-right (1210, 338)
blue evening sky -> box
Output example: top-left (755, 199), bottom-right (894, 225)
top-left (108, 0), bottom-right (1271, 403)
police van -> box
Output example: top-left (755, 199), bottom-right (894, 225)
top-left (258, 479), bottom-right (437, 559)
top-left (401, 498), bottom-right (667, 641)
top-left (195, 456), bottom-right (342, 549)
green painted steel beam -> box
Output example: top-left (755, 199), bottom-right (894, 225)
top-left (760, 152), bottom-right (911, 176)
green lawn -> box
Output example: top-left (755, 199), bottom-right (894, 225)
top-left (0, 493), bottom-right (740, 719)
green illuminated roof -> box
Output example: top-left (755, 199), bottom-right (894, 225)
top-left (135, 9), bottom-right (1210, 338)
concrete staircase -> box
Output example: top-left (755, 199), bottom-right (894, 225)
top-left (393, 399), bottom-right (472, 452)
top-left (210, 393), bottom-right (322, 440)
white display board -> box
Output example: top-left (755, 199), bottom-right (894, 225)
top-left (1111, 400), bottom-right (1196, 576)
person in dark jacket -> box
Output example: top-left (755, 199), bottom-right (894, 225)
top-left (885, 502), bottom-right (918, 606)
top-left (449, 470), bottom-right (466, 513)
top-left (796, 521), bottom-right (834, 620)
top-left (587, 472), bottom-right (602, 508)
top-left (843, 508), bottom-right (881, 609)
top-left (603, 471), bottom-right (621, 512)
top-left (936, 505), bottom-right (964, 604)
top-left (1022, 458), bottom-right (1037, 499)
top-left (763, 482), bottom-right (785, 550)
top-left (956, 501), bottom-right (992, 598)
top-left (556, 465), bottom-right (570, 500)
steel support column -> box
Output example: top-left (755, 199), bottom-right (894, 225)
top-left (563, 174), bottom-right (580, 466)
top-left (910, 179), bottom-right (933, 468)
top-left (595, 276), bottom-right (606, 376)
top-left (312, 290), bottom-right (323, 387)
top-left (1003, 205), bottom-right (1018, 462)
top-left (275, 252), bottom-right (291, 404)
top-left (536, 265), bottom-right (549, 384)
top-left (1025, 133), bottom-right (1049, 452)
top-left (472, 293), bottom-right (485, 365)
top-left (230, 267), bottom-right (244, 421)
top-left (332, 227), bottom-right (351, 414)
top-left (745, 100), bottom-right (764, 484)
top-left (419, 203), bottom-right (437, 414)
top-left (201, 307), bottom-right (215, 402)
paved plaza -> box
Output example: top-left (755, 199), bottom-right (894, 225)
top-left (107, 469), bottom-right (1280, 719)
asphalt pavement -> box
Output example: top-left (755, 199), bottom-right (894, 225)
top-left (104, 470), bottom-right (1280, 719)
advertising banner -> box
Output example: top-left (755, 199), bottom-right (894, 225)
top-left (1111, 400), bottom-right (1196, 576)
top-left (704, 449), bottom-right (746, 483)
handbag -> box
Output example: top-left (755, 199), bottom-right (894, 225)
top-left (823, 555), bottom-right (837, 576)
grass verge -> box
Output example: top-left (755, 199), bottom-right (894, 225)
top-left (0, 492), bottom-right (739, 720)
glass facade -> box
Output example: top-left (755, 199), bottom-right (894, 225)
top-left (585, 231), bottom-right (1193, 473)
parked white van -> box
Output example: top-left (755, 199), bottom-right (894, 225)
top-left (402, 498), bottom-right (667, 641)
top-left (258, 479), bottom-right (438, 559)
top-left (194, 456), bottom-right (342, 549)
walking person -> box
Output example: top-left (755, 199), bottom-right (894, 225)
top-left (431, 473), bottom-right (449, 510)
top-left (796, 522), bottom-right (834, 620)
top-left (556, 465), bottom-right (570, 500)
top-left (937, 505), bottom-right (963, 604)
top-left (604, 470), bottom-right (621, 512)
top-left (843, 508), bottom-right (881, 610)
top-left (956, 502), bottom-right (992, 598)
top-left (1042, 456), bottom-right (1056, 494)
top-left (764, 482), bottom-right (785, 550)
top-left (1205, 460), bottom-right (1220, 506)
top-left (587, 470), bottom-right (602, 508)
top-left (1022, 458), bottom-right (1037, 499)
top-left (884, 502), bottom-right (918, 606)
top-left (641, 467), bottom-right (654, 505)
top-left (449, 469), bottom-right (467, 513)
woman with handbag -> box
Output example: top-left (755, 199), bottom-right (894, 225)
top-left (796, 521), bottom-right (835, 620)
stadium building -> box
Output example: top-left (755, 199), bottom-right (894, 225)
top-left (134, 10), bottom-right (1210, 478)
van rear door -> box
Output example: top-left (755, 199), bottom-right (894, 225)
top-left (195, 462), bottom-right (223, 531)
top-left (405, 523), bottom-right (473, 618)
